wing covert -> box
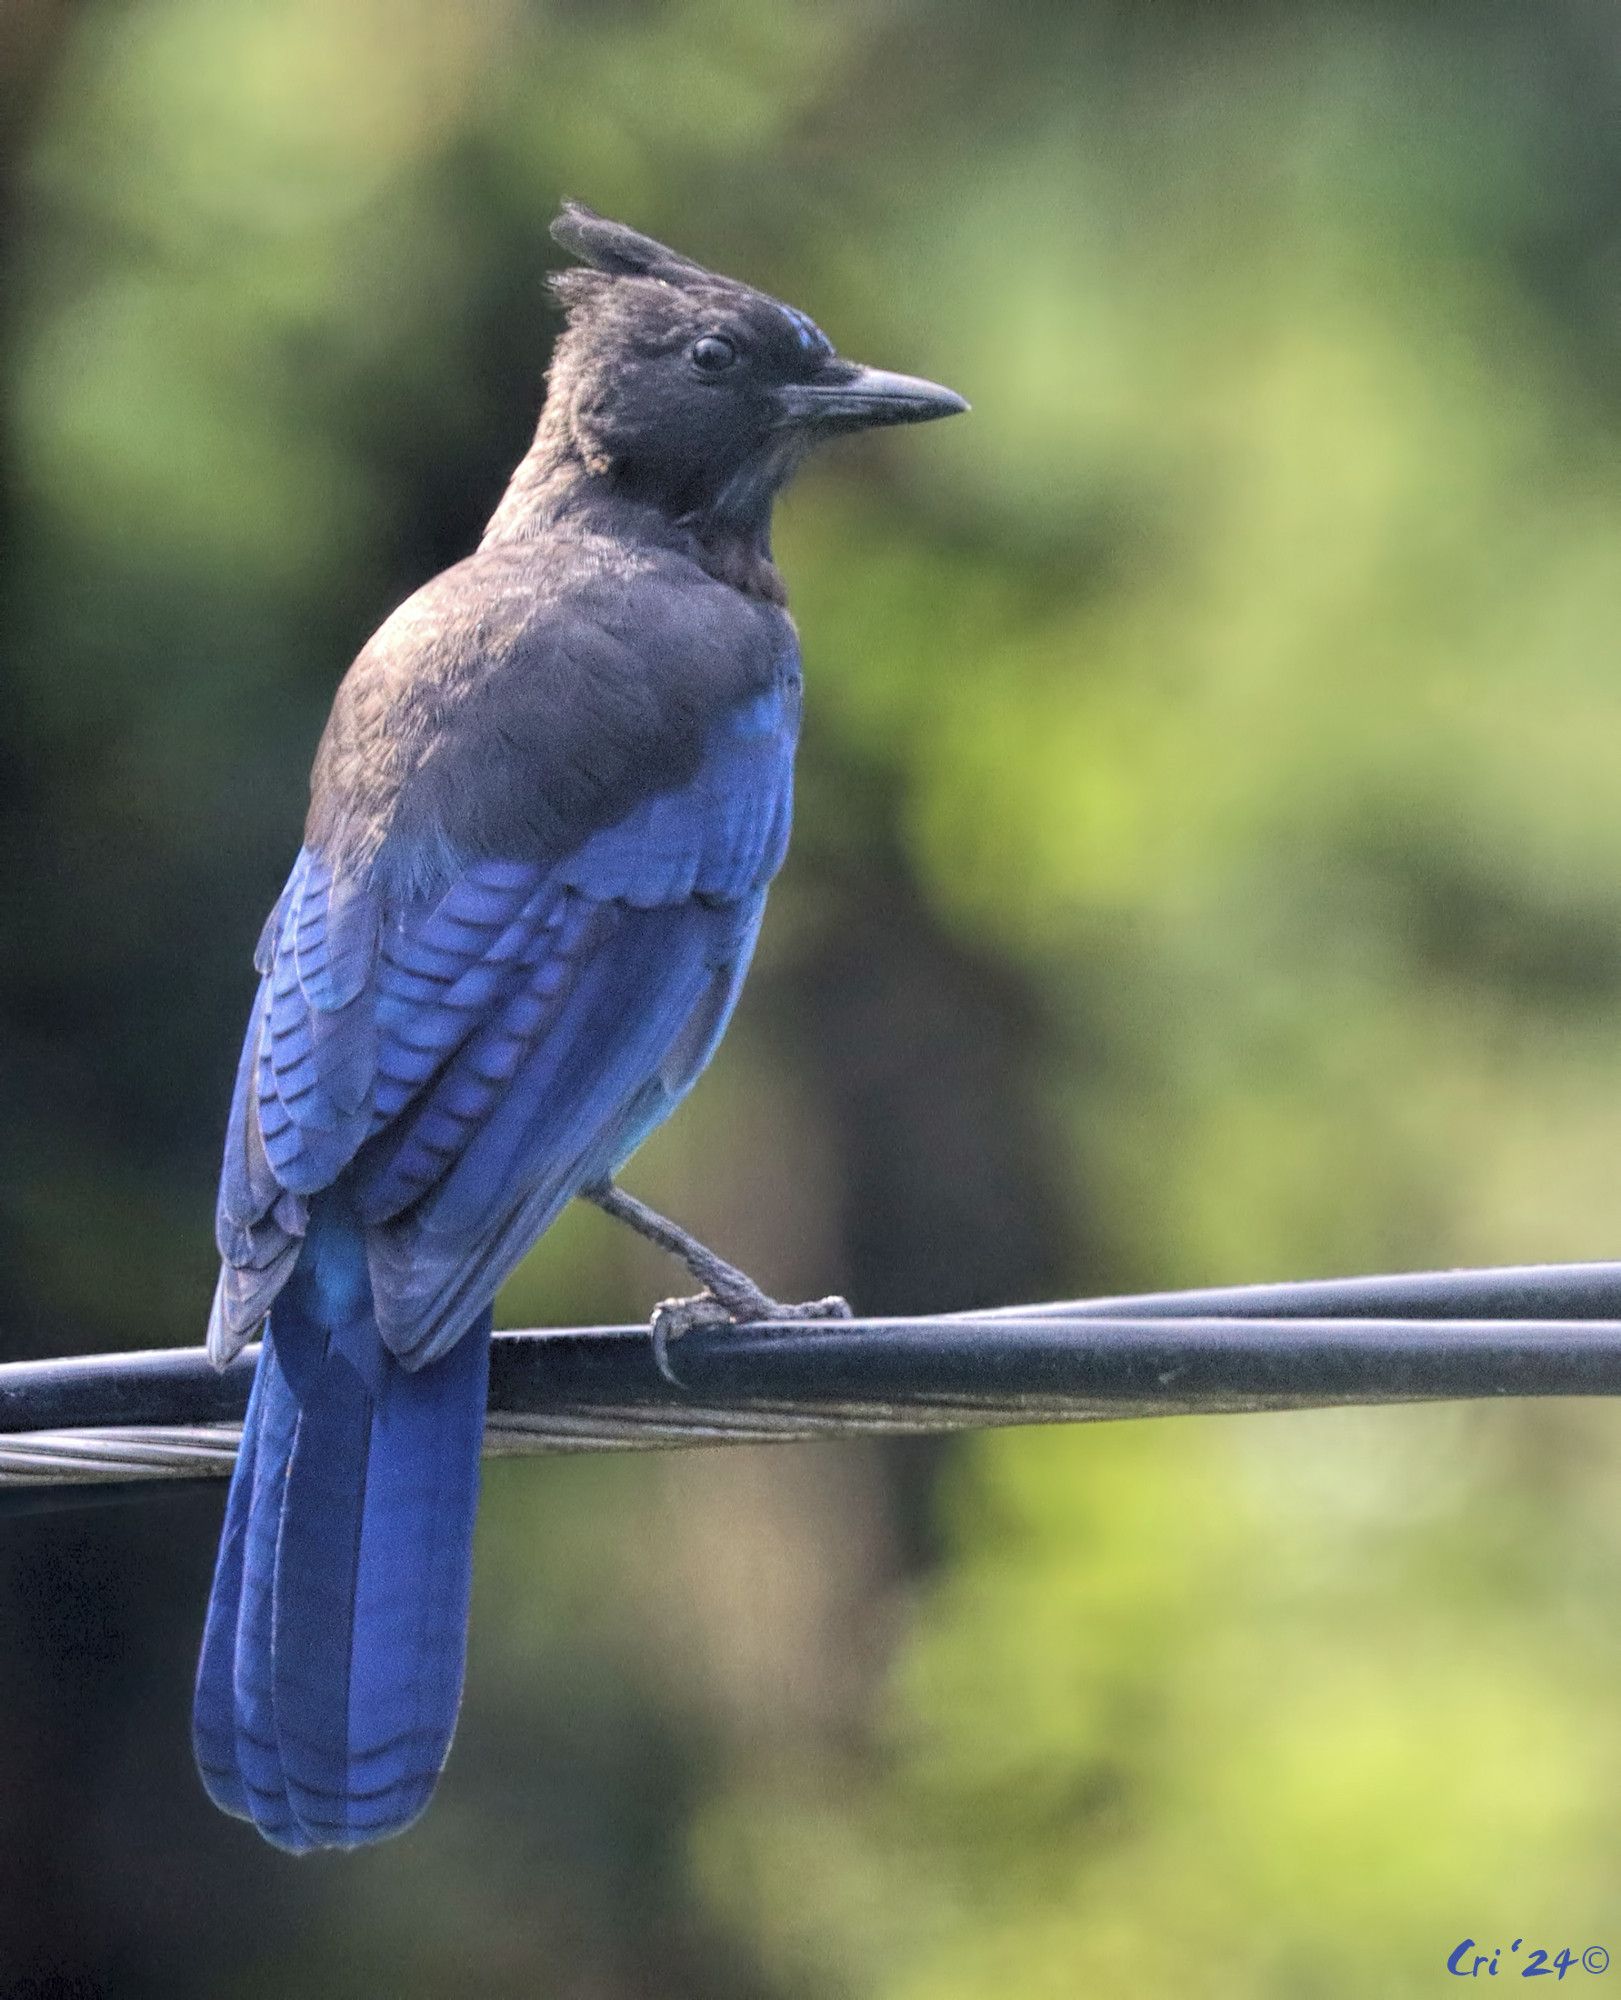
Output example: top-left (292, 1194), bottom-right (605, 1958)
top-left (210, 680), bottom-right (797, 1366)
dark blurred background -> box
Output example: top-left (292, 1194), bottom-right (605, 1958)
top-left (6, 1), bottom-right (1621, 1993)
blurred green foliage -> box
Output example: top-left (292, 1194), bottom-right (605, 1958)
top-left (5, 1), bottom-right (1621, 1994)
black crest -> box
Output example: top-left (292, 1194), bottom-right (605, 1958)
top-left (549, 201), bottom-right (707, 286)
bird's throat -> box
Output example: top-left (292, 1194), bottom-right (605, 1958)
top-left (481, 426), bottom-right (790, 603)
top-left (684, 525), bottom-right (787, 605)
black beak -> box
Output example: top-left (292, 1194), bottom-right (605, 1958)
top-left (775, 361), bottom-right (969, 433)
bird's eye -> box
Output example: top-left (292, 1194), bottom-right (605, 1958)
top-left (690, 334), bottom-right (739, 374)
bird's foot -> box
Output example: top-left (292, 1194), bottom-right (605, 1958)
top-left (648, 1288), bottom-right (853, 1387)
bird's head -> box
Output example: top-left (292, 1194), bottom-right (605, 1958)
top-left (539, 201), bottom-right (967, 535)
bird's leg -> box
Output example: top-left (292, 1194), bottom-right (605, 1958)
top-left (580, 1181), bottom-right (775, 1316)
top-left (578, 1179), bottom-right (851, 1384)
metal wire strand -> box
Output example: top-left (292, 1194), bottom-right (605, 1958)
top-left (5, 1261), bottom-right (1621, 1495)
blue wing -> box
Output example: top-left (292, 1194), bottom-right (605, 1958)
top-left (210, 678), bottom-right (798, 1368)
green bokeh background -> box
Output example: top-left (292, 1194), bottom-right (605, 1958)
top-left (4, 2), bottom-right (1621, 1993)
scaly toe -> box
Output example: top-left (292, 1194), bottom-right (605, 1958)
top-left (647, 1291), bottom-right (854, 1387)
top-left (777, 1294), bottom-right (853, 1322)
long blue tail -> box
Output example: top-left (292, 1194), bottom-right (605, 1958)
top-left (193, 1210), bottom-right (490, 1852)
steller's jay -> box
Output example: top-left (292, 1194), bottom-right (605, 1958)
top-left (193, 202), bottom-right (966, 1851)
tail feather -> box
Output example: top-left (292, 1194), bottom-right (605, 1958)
top-left (236, 1341), bottom-right (307, 1844)
top-left (193, 1232), bottom-right (490, 1853)
top-left (274, 1320), bottom-right (488, 1844)
top-left (194, 1340), bottom-right (305, 1845)
top-left (192, 1353), bottom-right (264, 1818)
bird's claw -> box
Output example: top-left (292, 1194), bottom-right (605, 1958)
top-left (648, 1292), bottom-right (731, 1387)
top-left (647, 1290), bottom-right (854, 1387)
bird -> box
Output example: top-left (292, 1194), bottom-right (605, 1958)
top-left (192, 200), bottom-right (967, 1852)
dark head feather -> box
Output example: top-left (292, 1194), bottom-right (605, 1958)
top-left (548, 201), bottom-right (704, 285)
top-left (484, 202), bottom-right (962, 594)
top-left (535, 204), bottom-right (832, 540)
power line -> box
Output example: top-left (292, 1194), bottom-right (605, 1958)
top-left (4, 1262), bottom-right (1620, 1497)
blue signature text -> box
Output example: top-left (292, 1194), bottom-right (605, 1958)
top-left (1448, 1940), bottom-right (1609, 1980)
